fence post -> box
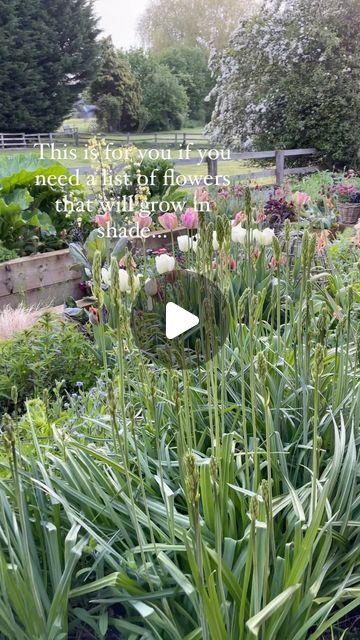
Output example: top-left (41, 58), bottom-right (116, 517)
top-left (275, 150), bottom-right (285, 185)
top-left (174, 133), bottom-right (178, 146)
top-left (206, 156), bottom-right (218, 184)
top-left (73, 130), bottom-right (79, 147)
top-left (127, 133), bottom-right (130, 145)
top-left (0, 134), bottom-right (4, 149)
top-left (154, 133), bottom-right (158, 144)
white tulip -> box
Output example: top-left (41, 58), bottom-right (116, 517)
top-left (177, 235), bottom-right (194, 252)
top-left (213, 231), bottom-right (219, 251)
top-left (231, 225), bottom-right (247, 244)
top-left (101, 267), bottom-right (110, 286)
top-left (132, 274), bottom-right (141, 291)
top-left (119, 269), bottom-right (130, 292)
top-left (261, 228), bottom-right (275, 246)
top-left (155, 254), bottom-right (176, 274)
top-left (253, 229), bottom-right (263, 245)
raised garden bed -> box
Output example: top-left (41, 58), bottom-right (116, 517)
top-left (0, 229), bottom-right (190, 311)
top-left (0, 249), bottom-right (82, 310)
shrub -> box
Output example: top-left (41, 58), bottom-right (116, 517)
top-left (0, 242), bottom-right (18, 263)
top-left (0, 314), bottom-right (99, 414)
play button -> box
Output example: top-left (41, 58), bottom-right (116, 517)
top-left (166, 303), bottom-right (199, 340)
top-left (130, 269), bottom-right (229, 369)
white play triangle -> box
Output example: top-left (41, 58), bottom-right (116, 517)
top-left (166, 302), bottom-right (199, 340)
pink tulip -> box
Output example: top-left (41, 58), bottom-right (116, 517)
top-left (256, 211), bottom-right (267, 223)
top-left (195, 187), bottom-right (210, 203)
top-left (94, 211), bottom-right (111, 228)
top-left (133, 212), bottom-right (153, 229)
top-left (293, 191), bottom-right (311, 207)
top-left (232, 211), bottom-right (247, 226)
top-left (158, 212), bottom-right (178, 230)
top-left (181, 208), bottom-right (199, 229)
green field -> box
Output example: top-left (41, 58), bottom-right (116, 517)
top-left (0, 126), bottom-right (275, 185)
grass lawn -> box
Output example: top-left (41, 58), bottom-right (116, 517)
top-left (0, 144), bottom-right (275, 185)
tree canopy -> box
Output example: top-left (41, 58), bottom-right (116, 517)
top-left (91, 39), bottom-right (142, 132)
top-left (207, 0), bottom-right (360, 165)
top-left (138, 0), bottom-right (257, 52)
top-left (156, 48), bottom-right (213, 123)
top-left (126, 50), bottom-right (189, 131)
top-left (0, 0), bottom-right (99, 133)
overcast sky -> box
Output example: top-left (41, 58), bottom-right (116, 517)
top-left (94, 0), bottom-right (150, 49)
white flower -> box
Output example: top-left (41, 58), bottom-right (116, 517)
top-left (177, 234), bottom-right (196, 252)
top-left (103, 266), bottom-right (140, 293)
top-left (132, 273), bottom-right (141, 291)
top-left (231, 225), bottom-right (247, 244)
top-left (119, 269), bottom-right (130, 292)
top-left (213, 231), bottom-right (219, 251)
top-left (101, 267), bottom-right (110, 286)
top-left (253, 229), bottom-right (263, 244)
top-left (155, 254), bottom-right (176, 274)
top-left (261, 228), bottom-right (275, 246)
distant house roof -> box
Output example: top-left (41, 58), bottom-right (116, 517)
top-left (76, 104), bottom-right (97, 117)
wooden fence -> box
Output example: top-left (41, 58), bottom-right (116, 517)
top-left (0, 130), bottom-right (319, 185)
top-left (0, 130), bottom-right (209, 149)
top-left (0, 133), bottom-right (55, 149)
top-left (199, 148), bottom-right (319, 187)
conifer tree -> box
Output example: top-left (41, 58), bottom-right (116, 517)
top-left (0, 0), bottom-right (99, 132)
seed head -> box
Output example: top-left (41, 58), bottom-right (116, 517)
top-left (257, 351), bottom-right (268, 386)
top-left (92, 250), bottom-right (104, 306)
top-left (250, 495), bottom-right (259, 521)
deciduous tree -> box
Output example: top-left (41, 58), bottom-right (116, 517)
top-left (138, 0), bottom-right (256, 52)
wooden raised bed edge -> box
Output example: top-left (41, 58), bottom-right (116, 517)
top-left (0, 249), bottom-right (82, 310)
top-left (0, 228), bottom-right (190, 311)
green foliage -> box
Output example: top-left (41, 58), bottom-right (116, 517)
top-left (0, 242), bottom-right (18, 263)
top-left (0, 201), bottom-right (359, 638)
top-left (157, 47), bottom-right (213, 123)
top-left (328, 229), bottom-right (360, 285)
top-left (91, 38), bottom-right (142, 132)
top-left (0, 0), bottom-right (99, 133)
top-left (0, 314), bottom-right (99, 415)
top-left (208, 0), bottom-right (360, 165)
top-left (126, 49), bottom-right (189, 131)
top-left (0, 154), bottom-right (89, 256)
top-left (138, 0), bottom-right (257, 51)
top-left (140, 64), bottom-right (189, 131)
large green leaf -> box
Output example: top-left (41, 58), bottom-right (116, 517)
top-left (84, 228), bottom-right (108, 262)
top-left (22, 209), bottom-right (56, 234)
top-left (0, 154), bottom-right (69, 193)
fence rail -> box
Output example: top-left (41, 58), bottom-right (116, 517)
top-left (0, 132), bottom-right (319, 185)
top-left (182, 148), bottom-right (319, 186)
top-left (0, 130), bottom-right (209, 149)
